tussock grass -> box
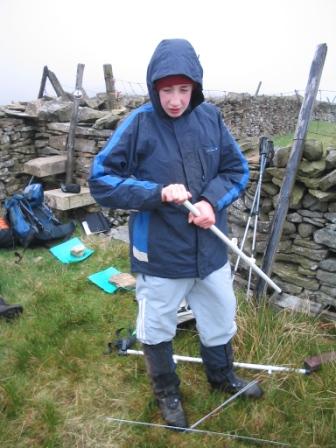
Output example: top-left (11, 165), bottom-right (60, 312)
top-left (0, 232), bottom-right (335, 447)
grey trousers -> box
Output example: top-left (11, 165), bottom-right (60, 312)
top-left (136, 262), bottom-right (237, 347)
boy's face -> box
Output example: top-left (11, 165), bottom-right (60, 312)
top-left (158, 84), bottom-right (193, 118)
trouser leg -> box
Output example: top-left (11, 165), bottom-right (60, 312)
top-left (200, 340), bottom-right (264, 398)
top-left (143, 341), bottom-right (188, 428)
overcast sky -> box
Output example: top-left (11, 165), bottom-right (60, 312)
top-left (1, 0), bottom-right (335, 105)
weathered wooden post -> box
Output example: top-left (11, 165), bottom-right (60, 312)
top-left (103, 64), bottom-right (116, 109)
top-left (65, 63), bottom-right (85, 185)
top-left (254, 81), bottom-right (262, 97)
top-left (47, 69), bottom-right (67, 97)
top-left (38, 66), bottom-right (49, 98)
top-left (255, 43), bottom-right (327, 301)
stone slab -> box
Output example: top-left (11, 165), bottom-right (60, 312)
top-left (23, 155), bottom-right (67, 177)
top-left (44, 187), bottom-right (95, 210)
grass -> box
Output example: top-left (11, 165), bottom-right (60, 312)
top-left (0, 230), bottom-right (335, 447)
top-left (272, 120), bottom-right (336, 148)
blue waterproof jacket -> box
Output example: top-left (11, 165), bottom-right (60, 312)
top-left (89, 39), bottom-right (249, 279)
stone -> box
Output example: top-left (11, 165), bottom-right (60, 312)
top-left (272, 184), bottom-right (305, 210)
top-left (296, 176), bottom-right (320, 189)
top-left (78, 107), bottom-right (107, 123)
top-left (37, 100), bottom-right (73, 122)
top-left (266, 167), bottom-right (285, 179)
top-left (298, 223), bottom-right (315, 237)
top-left (23, 155), bottom-right (67, 177)
top-left (275, 253), bottom-right (318, 270)
top-left (309, 189), bottom-right (336, 202)
top-left (273, 146), bottom-right (290, 168)
top-left (75, 138), bottom-right (97, 154)
top-left (273, 278), bottom-right (303, 295)
top-left (324, 213), bottom-right (336, 224)
top-left (273, 262), bottom-right (320, 290)
top-left (44, 187), bottom-right (96, 210)
top-left (303, 139), bottom-right (323, 161)
top-left (93, 109), bottom-right (127, 130)
top-left (320, 285), bottom-right (336, 297)
top-left (47, 122), bottom-right (112, 138)
top-left (319, 258), bottom-right (336, 272)
top-left (262, 182), bottom-right (279, 196)
top-left (302, 193), bottom-right (328, 212)
top-left (291, 244), bottom-right (328, 261)
top-left (319, 169), bottom-right (336, 191)
top-left (306, 291), bottom-right (336, 307)
top-left (287, 212), bottom-right (302, 223)
top-left (49, 134), bottom-right (67, 151)
top-left (298, 159), bottom-right (326, 178)
top-left (293, 237), bottom-right (326, 250)
top-left (314, 226), bottom-right (336, 250)
top-left (326, 148), bottom-right (336, 170)
top-left (302, 217), bottom-right (325, 228)
top-left (271, 293), bottom-right (324, 316)
top-left (316, 269), bottom-right (336, 287)
top-left (298, 266), bottom-right (316, 277)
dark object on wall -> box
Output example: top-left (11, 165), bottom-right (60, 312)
top-left (81, 211), bottom-right (111, 235)
top-left (60, 183), bottom-right (81, 194)
top-left (0, 297), bottom-right (23, 320)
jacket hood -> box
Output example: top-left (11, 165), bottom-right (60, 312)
top-left (146, 39), bottom-right (204, 117)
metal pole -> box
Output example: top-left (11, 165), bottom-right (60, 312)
top-left (183, 200), bottom-right (282, 294)
top-left (190, 379), bottom-right (259, 429)
top-left (246, 152), bottom-right (268, 297)
top-left (124, 349), bottom-right (309, 375)
top-left (104, 417), bottom-right (290, 445)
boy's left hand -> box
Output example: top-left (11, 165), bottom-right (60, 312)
top-left (188, 200), bottom-right (215, 229)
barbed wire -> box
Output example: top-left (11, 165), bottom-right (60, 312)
top-left (41, 75), bottom-right (336, 104)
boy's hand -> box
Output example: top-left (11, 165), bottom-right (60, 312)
top-left (188, 200), bottom-right (215, 229)
top-left (161, 184), bottom-right (192, 204)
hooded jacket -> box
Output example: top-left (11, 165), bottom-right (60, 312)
top-left (89, 39), bottom-right (249, 279)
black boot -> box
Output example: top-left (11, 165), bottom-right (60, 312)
top-left (143, 341), bottom-right (188, 429)
top-left (201, 341), bottom-right (263, 399)
top-left (0, 297), bottom-right (23, 320)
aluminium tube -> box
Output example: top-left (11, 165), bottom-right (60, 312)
top-left (125, 349), bottom-right (309, 375)
top-left (183, 200), bottom-right (282, 294)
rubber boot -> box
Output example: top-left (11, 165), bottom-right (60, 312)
top-left (201, 341), bottom-right (263, 398)
top-left (143, 341), bottom-right (188, 429)
top-left (0, 297), bottom-right (23, 320)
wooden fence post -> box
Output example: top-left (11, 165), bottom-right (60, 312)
top-left (65, 63), bottom-right (85, 185)
top-left (255, 43), bottom-right (328, 301)
top-left (38, 66), bottom-right (49, 98)
top-left (47, 69), bottom-right (66, 97)
top-left (254, 81), bottom-right (262, 97)
top-left (103, 64), bottom-right (116, 109)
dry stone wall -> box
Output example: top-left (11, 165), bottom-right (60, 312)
top-left (228, 139), bottom-right (336, 313)
top-left (0, 94), bottom-right (335, 314)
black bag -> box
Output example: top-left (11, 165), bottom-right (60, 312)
top-left (4, 183), bottom-right (76, 248)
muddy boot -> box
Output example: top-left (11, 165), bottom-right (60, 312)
top-left (201, 341), bottom-right (263, 399)
top-left (0, 297), bottom-right (23, 320)
top-left (143, 342), bottom-right (188, 429)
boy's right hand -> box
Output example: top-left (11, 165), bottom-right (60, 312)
top-left (161, 184), bottom-right (192, 205)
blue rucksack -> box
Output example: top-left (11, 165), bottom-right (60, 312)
top-left (4, 183), bottom-right (75, 248)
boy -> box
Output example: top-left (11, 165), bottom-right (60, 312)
top-left (89, 38), bottom-right (263, 429)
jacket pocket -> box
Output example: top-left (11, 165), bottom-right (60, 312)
top-left (198, 145), bottom-right (220, 181)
